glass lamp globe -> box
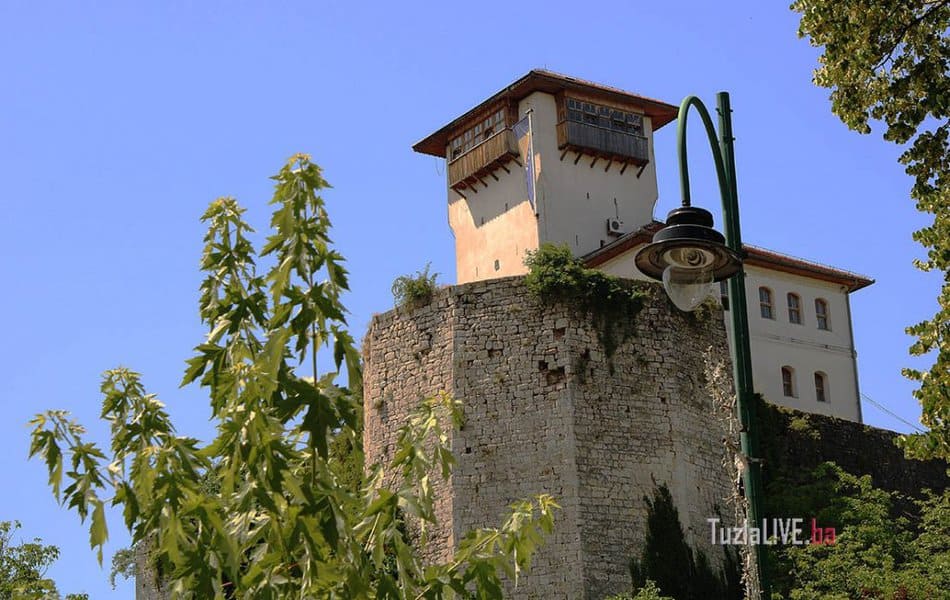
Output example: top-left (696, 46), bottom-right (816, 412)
top-left (660, 244), bottom-right (717, 311)
top-left (662, 264), bottom-right (714, 311)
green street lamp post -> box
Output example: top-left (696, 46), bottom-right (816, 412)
top-left (635, 93), bottom-right (770, 599)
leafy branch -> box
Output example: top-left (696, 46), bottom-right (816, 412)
top-left (28, 154), bottom-right (555, 598)
top-left (794, 0), bottom-right (950, 459)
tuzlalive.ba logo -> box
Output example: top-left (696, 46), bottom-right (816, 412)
top-left (708, 517), bottom-right (836, 546)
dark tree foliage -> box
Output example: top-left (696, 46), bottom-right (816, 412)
top-left (629, 485), bottom-right (742, 600)
top-left (793, 0), bottom-right (950, 459)
top-left (768, 463), bottom-right (950, 599)
top-left (0, 520), bottom-right (88, 600)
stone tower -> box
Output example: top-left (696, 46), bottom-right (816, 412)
top-left (362, 278), bottom-right (743, 598)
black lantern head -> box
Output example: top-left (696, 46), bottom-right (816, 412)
top-left (634, 206), bottom-right (742, 311)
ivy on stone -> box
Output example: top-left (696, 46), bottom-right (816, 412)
top-left (524, 243), bottom-right (646, 357)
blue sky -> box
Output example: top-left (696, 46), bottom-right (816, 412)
top-left (0, 1), bottom-right (939, 597)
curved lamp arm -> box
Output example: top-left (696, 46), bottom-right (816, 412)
top-left (676, 96), bottom-right (731, 212)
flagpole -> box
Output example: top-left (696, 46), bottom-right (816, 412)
top-left (525, 108), bottom-right (538, 216)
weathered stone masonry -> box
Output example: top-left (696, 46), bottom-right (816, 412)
top-left (362, 276), bottom-right (744, 599)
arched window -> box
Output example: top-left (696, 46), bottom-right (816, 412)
top-left (815, 299), bottom-right (830, 330)
top-left (814, 372), bottom-right (828, 403)
top-left (781, 366), bottom-right (796, 397)
top-left (787, 293), bottom-right (802, 324)
top-left (759, 287), bottom-right (774, 319)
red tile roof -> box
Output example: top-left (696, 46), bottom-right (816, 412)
top-left (583, 223), bottom-right (874, 293)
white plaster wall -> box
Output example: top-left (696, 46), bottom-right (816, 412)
top-left (738, 266), bottom-right (861, 422)
top-left (600, 251), bottom-right (863, 422)
top-left (516, 92), bottom-right (659, 255)
top-left (599, 251), bottom-right (651, 281)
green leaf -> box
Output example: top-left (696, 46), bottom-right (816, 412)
top-left (90, 500), bottom-right (109, 565)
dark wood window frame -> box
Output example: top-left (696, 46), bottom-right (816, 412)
top-left (814, 372), bottom-right (828, 403)
top-left (787, 292), bottom-right (802, 325)
top-left (815, 298), bottom-right (830, 330)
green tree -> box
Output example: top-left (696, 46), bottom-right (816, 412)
top-left (791, 0), bottom-right (950, 459)
top-left (770, 463), bottom-right (950, 599)
top-left (0, 520), bottom-right (88, 600)
top-left (28, 154), bottom-right (556, 598)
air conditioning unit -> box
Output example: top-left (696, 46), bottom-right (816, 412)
top-left (606, 218), bottom-right (626, 236)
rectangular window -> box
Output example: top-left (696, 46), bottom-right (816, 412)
top-left (788, 293), bottom-right (802, 324)
top-left (759, 287), bottom-right (773, 319)
top-left (626, 113), bottom-right (644, 135)
top-left (816, 299), bottom-right (829, 330)
top-left (472, 123), bottom-right (483, 146)
top-left (611, 112), bottom-right (626, 132)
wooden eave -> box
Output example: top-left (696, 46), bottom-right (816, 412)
top-left (583, 225), bottom-right (874, 293)
top-left (412, 69), bottom-right (678, 157)
top-left (558, 145), bottom-right (650, 169)
top-left (450, 153), bottom-right (519, 192)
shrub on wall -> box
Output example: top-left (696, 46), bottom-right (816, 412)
top-left (391, 263), bottom-right (439, 308)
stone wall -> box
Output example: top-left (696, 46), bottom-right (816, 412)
top-left (362, 276), bottom-right (744, 599)
top-left (756, 403), bottom-right (948, 499)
